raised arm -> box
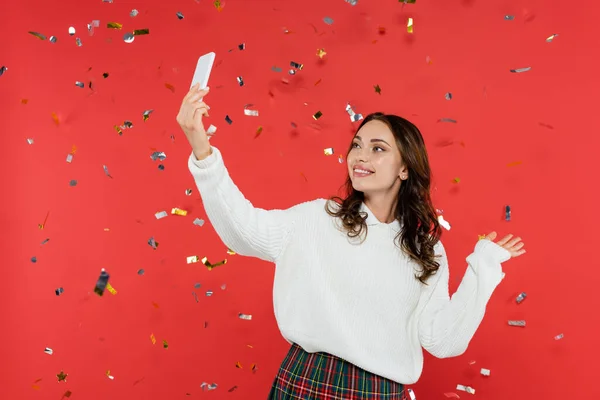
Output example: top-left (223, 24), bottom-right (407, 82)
top-left (188, 146), bottom-right (307, 262)
top-left (416, 239), bottom-right (512, 358)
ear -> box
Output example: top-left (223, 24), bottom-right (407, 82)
top-left (399, 165), bottom-right (408, 180)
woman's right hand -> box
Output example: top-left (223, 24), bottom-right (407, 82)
top-left (176, 83), bottom-right (212, 160)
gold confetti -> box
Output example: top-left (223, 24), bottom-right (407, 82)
top-left (546, 34), bottom-right (558, 42)
top-left (251, 364), bottom-right (258, 372)
top-left (235, 361), bottom-right (243, 369)
top-left (106, 283), bottom-right (117, 295)
top-left (57, 371), bottom-right (68, 382)
top-left (202, 257), bottom-right (227, 271)
top-left (51, 112), bottom-right (60, 125)
top-left (316, 48), bottom-right (326, 58)
top-left (313, 111), bottom-right (323, 120)
top-left (32, 378), bottom-right (42, 390)
top-left (114, 125), bottom-right (123, 135)
top-left (226, 248), bottom-right (236, 255)
top-left (374, 84), bottom-right (382, 94)
top-left (38, 211), bottom-right (50, 229)
top-left (478, 234), bottom-right (486, 240)
top-left (29, 31), bottom-right (46, 40)
top-left (150, 333), bottom-right (156, 344)
top-left (106, 370), bottom-right (114, 379)
top-left (324, 148), bottom-right (334, 156)
top-left (255, 126), bottom-right (263, 138)
top-left (338, 155), bottom-right (344, 163)
top-left (70, 145), bottom-right (77, 155)
top-left (163, 340), bottom-right (169, 349)
top-left (407, 17), bottom-right (414, 33)
top-left (452, 177), bottom-right (460, 183)
top-left (165, 83), bottom-right (175, 93)
top-left (171, 208), bottom-right (187, 216)
top-left (133, 29), bottom-right (149, 35)
top-left (107, 22), bottom-right (123, 29)
top-left (214, 0), bottom-right (224, 11)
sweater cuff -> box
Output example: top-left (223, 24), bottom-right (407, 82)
top-left (189, 146), bottom-right (219, 169)
top-left (474, 239), bottom-right (512, 263)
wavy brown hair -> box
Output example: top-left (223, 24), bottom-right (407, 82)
top-left (325, 113), bottom-right (442, 284)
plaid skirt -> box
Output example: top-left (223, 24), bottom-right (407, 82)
top-left (267, 343), bottom-right (406, 400)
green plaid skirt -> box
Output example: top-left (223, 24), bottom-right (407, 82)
top-left (268, 343), bottom-right (406, 399)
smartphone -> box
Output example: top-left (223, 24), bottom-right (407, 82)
top-left (190, 52), bottom-right (216, 100)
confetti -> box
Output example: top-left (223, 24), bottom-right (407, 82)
top-left (202, 257), bottom-right (227, 270)
top-left (124, 33), bottom-right (134, 43)
top-left (185, 189), bottom-right (193, 195)
top-left (143, 109), bottom-right (153, 121)
top-left (510, 67), bottom-right (531, 73)
top-left (438, 215), bottom-right (451, 230)
top-left (155, 211), bottom-right (168, 219)
top-left (238, 313), bottom-right (252, 320)
top-left (75, 38), bottom-right (82, 47)
top-left (165, 83), bottom-right (175, 92)
top-left (345, 0), bottom-right (358, 5)
top-left (172, 208), bottom-right (187, 216)
top-left (407, 17), bottom-right (414, 33)
top-left (313, 111), bottom-right (323, 120)
top-left (163, 340), bottom-right (168, 349)
top-left (55, 288), bottom-right (64, 296)
top-left (52, 112), bottom-right (60, 125)
top-left (407, 388), bottom-right (416, 400)
top-left (317, 48), bottom-right (327, 58)
top-left (225, 115), bottom-right (233, 124)
top-left (150, 334), bottom-right (156, 344)
top-left (38, 211), bottom-right (50, 229)
top-left (31, 256), bottom-right (37, 263)
top-left (62, 390), bottom-right (72, 399)
top-left (187, 256), bottom-right (200, 264)
top-left (137, 269), bottom-right (145, 275)
top-left (237, 76), bottom-right (244, 86)
top-left (94, 269), bottom-right (110, 296)
top-left (445, 92), bottom-right (453, 100)
top-left (106, 282), bottom-right (117, 295)
top-left (148, 237), bottom-right (158, 249)
top-left (192, 292), bottom-right (199, 302)
top-left (206, 291), bottom-right (213, 297)
top-left (44, 347), bottom-right (53, 355)
top-left (227, 249), bottom-right (236, 255)
top-left (516, 292), bottom-right (527, 304)
top-left (69, 180), bottom-right (77, 187)
top-left (244, 104), bottom-right (259, 116)
top-left (107, 22), bottom-right (122, 29)
top-left (207, 124), bottom-right (217, 136)
top-left (0, 66), bottom-right (7, 76)
top-left (130, 9), bottom-right (139, 17)
top-left (41, 238), bottom-right (49, 245)
top-left (49, 36), bottom-right (57, 43)
top-left (554, 333), bottom-right (564, 340)
top-left (373, 84), bottom-right (383, 94)
top-left (87, 20), bottom-right (99, 35)
top-left (505, 205), bottom-right (511, 221)
top-left (193, 218), bottom-right (205, 226)
top-left (290, 61), bottom-right (303, 70)
top-left (546, 34), bottom-right (558, 42)
top-left (504, 15), bottom-right (515, 20)
top-left (271, 66), bottom-right (282, 73)
top-left (133, 29), bottom-right (149, 36)
top-left (68, 27), bottom-right (75, 35)
top-left (443, 393), bottom-right (460, 399)
top-left (57, 371), bottom-right (68, 382)
top-left (29, 31), bottom-right (46, 40)
top-left (323, 17), bottom-right (334, 25)
top-left (346, 104), bottom-right (364, 122)
top-left (456, 384), bottom-right (475, 394)
top-left (106, 370), bottom-right (114, 379)
top-left (236, 361), bottom-right (243, 369)
top-left (507, 161), bottom-right (522, 167)
top-left (229, 386), bottom-right (238, 392)
top-left (508, 320), bottom-right (526, 327)
top-left (481, 368), bottom-right (491, 376)
top-left (438, 118), bottom-right (457, 123)
top-left (255, 126), bottom-right (263, 138)
top-left (324, 148), bottom-right (334, 156)
top-left (27, 138), bottom-right (34, 144)
top-left (201, 382), bottom-right (218, 391)
top-left (75, 81), bottom-right (84, 88)
top-left (150, 151), bottom-right (166, 161)
top-left (452, 177), bottom-right (460, 183)
top-left (103, 165), bottom-right (113, 178)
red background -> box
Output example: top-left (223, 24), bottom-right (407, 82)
top-left (1, 0), bottom-right (598, 399)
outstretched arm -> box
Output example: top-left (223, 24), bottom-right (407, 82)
top-left (417, 239), bottom-right (511, 358)
top-left (189, 146), bottom-right (307, 263)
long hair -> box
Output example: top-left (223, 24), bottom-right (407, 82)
top-left (325, 112), bottom-right (442, 284)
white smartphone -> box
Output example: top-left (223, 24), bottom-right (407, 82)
top-left (190, 52), bottom-right (216, 100)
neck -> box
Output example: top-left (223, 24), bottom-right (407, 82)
top-left (364, 193), bottom-right (398, 224)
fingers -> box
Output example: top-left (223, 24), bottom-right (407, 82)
top-left (486, 231), bottom-right (497, 241)
top-left (506, 236), bottom-right (522, 248)
top-left (496, 234), bottom-right (513, 246)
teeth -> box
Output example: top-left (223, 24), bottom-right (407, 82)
top-left (355, 169), bottom-right (372, 174)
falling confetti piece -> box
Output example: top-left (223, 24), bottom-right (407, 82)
top-left (103, 165), bottom-right (113, 178)
top-left (554, 333), bottom-right (564, 340)
top-left (55, 288), bottom-right (64, 296)
top-left (255, 126), bottom-right (263, 138)
top-left (407, 17), bottom-right (414, 33)
top-left (148, 237), bottom-right (158, 249)
top-left (206, 290), bottom-right (213, 297)
top-left (374, 84), bottom-right (382, 94)
top-left (201, 382), bottom-right (218, 391)
top-left (107, 22), bottom-right (122, 29)
top-left (516, 292), bottom-right (527, 304)
top-left (171, 208), bottom-right (187, 216)
top-left (345, 103), bottom-right (363, 122)
top-left (317, 48), bottom-right (327, 58)
top-left (227, 248), bottom-right (236, 255)
top-left (237, 76), bottom-right (244, 86)
top-left (324, 148), bottom-right (334, 156)
top-left (207, 124), bottom-right (217, 136)
top-left (481, 368), bottom-right (491, 376)
top-left (214, 0), bottom-right (224, 11)
top-left (445, 92), bottom-right (453, 100)
top-left (443, 393), bottom-right (460, 399)
top-left (124, 33), bottom-right (134, 43)
top-left (69, 180), bottom-right (78, 187)
top-left (313, 111), bottom-right (323, 120)
top-left (62, 390), bottom-right (72, 399)
top-left (456, 385), bottom-right (475, 394)
top-left (546, 34), bottom-right (558, 42)
top-left (150, 334), bottom-right (156, 344)
top-left (75, 37), bottom-right (82, 47)
top-left (452, 177), bottom-right (460, 183)
top-left (130, 9), bottom-right (139, 17)
top-left (133, 29), bottom-right (149, 35)
top-left (106, 282), bottom-right (117, 295)
top-left (244, 104), bottom-right (259, 116)
top-left (438, 215), bottom-right (451, 230)
top-left (185, 189), bottom-right (193, 195)
top-left (42, 237), bottom-right (50, 244)
top-left (163, 340), bottom-right (168, 349)
top-left (225, 115), bottom-right (233, 124)
top-left (31, 257), bottom-right (37, 263)
top-left (150, 151), bottom-right (166, 161)
top-left (29, 31), bottom-right (47, 40)
top-left (165, 83), bottom-right (175, 92)
top-left (155, 211), bottom-right (168, 219)
top-left (44, 347), bottom-right (53, 355)
top-left (323, 17), bottom-right (334, 25)
top-left (290, 61), bottom-right (303, 70)
top-left (505, 205), bottom-right (511, 221)
top-left (187, 256), bottom-right (200, 264)
top-left (143, 109), bottom-right (153, 121)
top-left (177, 11), bottom-right (184, 19)
top-left (238, 313), bottom-right (252, 320)
top-left (193, 218), bottom-right (205, 226)
top-left (94, 269), bottom-right (110, 296)
top-left (508, 320), bottom-right (526, 327)
top-left (192, 292), bottom-right (199, 302)
top-left (271, 66), bottom-right (282, 73)
top-left (236, 361), bottom-right (243, 369)
top-left (202, 257), bottom-right (227, 270)
top-left (87, 20), bottom-right (99, 35)
top-left (137, 269), bottom-right (145, 275)
top-left (0, 66), bottom-right (7, 76)
top-left (407, 389), bottom-right (416, 400)
top-left (510, 67), bottom-right (531, 73)
top-left (229, 386), bottom-right (238, 392)
top-left (439, 118), bottom-right (457, 123)
top-left (51, 112), bottom-right (60, 125)
top-left (345, 0), bottom-right (358, 5)
top-left (57, 371), bottom-right (68, 382)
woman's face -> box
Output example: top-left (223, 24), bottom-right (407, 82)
top-left (346, 120), bottom-right (407, 196)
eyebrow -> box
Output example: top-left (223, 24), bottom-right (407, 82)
top-left (354, 135), bottom-right (391, 146)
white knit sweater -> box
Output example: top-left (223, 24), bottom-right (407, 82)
top-left (188, 146), bottom-right (511, 385)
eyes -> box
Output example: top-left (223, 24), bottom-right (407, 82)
top-left (351, 142), bottom-right (385, 152)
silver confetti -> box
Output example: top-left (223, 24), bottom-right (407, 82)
top-left (68, 27), bottom-right (76, 36)
top-left (546, 34), bottom-right (558, 42)
top-left (49, 36), bottom-right (57, 43)
top-left (124, 33), bottom-right (135, 43)
top-left (206, 124), bottom-right (217, 137)
top-left (445, 92), bottom-right (452, 100)
top-left (439, 118), bottom-right (457, 123)
top-left (201, 382), bottom-right (218, 391)
top-left (44, 347), bottom-right (53, 355)
top-left (238, 313), bottom-right (252, 320)
top-left (323, 17), bottom-right (334, 25)
top-left (345, 0), bottom-right (358, 5)
top-left (69, 180), bottom-right (77, 187)
top-left (75, 81), bottom-right (84, 88)
top-left (66, 154), bottom-right (73, 163)
top-left (0, 66), bottom-right (7, 77)
top-left (554, 333), bottom-right (564, 340)
top-left (26, 138), bottom-right (34, 144)
top-left (221, 284), bottom-right (226, 290)
top-left (143, 109), bottom-right (154, 119)
top-left (148, 237), bottom-right (158, 250)
top-left (206, 290), bottom-right (213, 297)
top-left (508, 320), bottom-right (526, 327)
top-left (192, 292), bottom-right (199, 302)
top-left (345, 103), bottom-right (364, 122)
top-left (237, 76), bottom-right (244, 86)
top-left (103, 165), bottom-right (112, 178)
top-left (155, 211), bottom-right (168, 219)
top-left (75, 37), bottom-right (82, 46)
top-left (437, 215), bottom-right (451, 230)
top-left (244, 104), bottom-right (259, 116)
top-left (457, 384), bottom-right (476, 394)
top-left (480, 368), bottom-right (491, 376)
top-left (185, 189), bottom-right (193, 196)
top-left (504, 15), bottom-right (515, 20)
top-left (194, 283), bottom-right (201, 289)
top-left (516, 292), bottom-right (527, 304)
top-left (150, 151), bottom-right (166, 161)
top-left (510, 67), bottom-right (531, 73)
top-left (176, 11), bottom-right (184, 20)
top-left (193, 218), bottom-right (205, 227)
top-left (130, 9), bottom-right (139, 17)
top-left (137, 269), bottom-right (145, 275)
top-left (271, 66), bottom-right (282, 73)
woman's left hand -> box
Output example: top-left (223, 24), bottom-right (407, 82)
top-left (483, 232), bottom-right (526, 258)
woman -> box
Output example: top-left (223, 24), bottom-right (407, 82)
top-left (176, 84), bottom-right (526, 399)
